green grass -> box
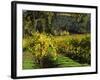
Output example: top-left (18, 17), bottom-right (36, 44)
top-left (23, 52), bottom-right (33, 69)
top-left (23, 52), bottom-right (89, 69)
top-left (56, 54), bottom-right (82, 67)
top-left (23, 52), bottom-right (39, 69)
top-left (56, 54), bottom-right (89, 67)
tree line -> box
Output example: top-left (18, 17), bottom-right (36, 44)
top-left (23, 10), bottom-right (91, 37)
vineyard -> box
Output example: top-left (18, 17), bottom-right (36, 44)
top-left (22, 11), bottom-right (91, 69)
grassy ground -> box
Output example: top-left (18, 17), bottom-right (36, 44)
top-left (56, 55), bottom-right (89, 67)
top-left (23, 52), bottom-right (40, 69)
top-left (23, 52), bottom-right (89, 69)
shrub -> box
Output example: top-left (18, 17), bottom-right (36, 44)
top-left (27, 32), bottom-right (57, 68)
top-left (23, 37), bottom-right (32, 51)
top-left (79, 35), bottom-right (91, 64)
top-left (57, 35), bottom-right (91, 64)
